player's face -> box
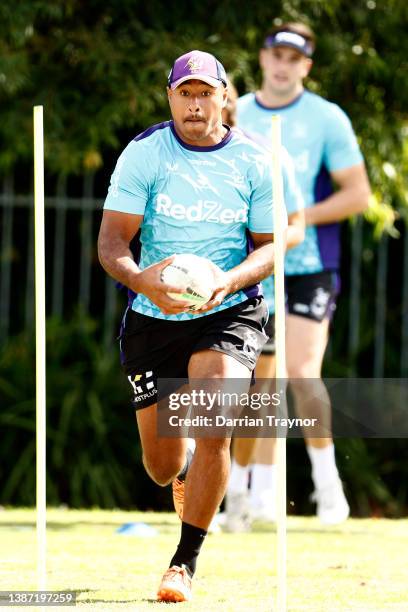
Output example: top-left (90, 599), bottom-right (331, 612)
top-left (260, 46), bottom-right (312, 98)
top-left (168, 79), bottom-right (228, 146)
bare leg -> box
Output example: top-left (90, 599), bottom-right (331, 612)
top-left (250, 316), bottom-right (332, 459)
top-left (233, 352), bottom-right (277, 466)
top-left (252, 353), bottom-right (277, 463)
top-left (285, 313), bottom-right (349, 523)
top-left (183, 349), bottom-right (251, 530)
top-left (136, 403), bottom-right (187, 485)
top-left (225, 352), bottom-right (278, 530)
top-left (286, 314), bottom-right (332, 448)
top-left (233, 437), bottom-right (256, 466)
top-left (250, 316), bottom-right (333, 520)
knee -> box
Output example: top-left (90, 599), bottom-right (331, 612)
top-left (195, 438), bottom-right (230, 457)
top-left (142, 454), bottom-right (184, 487)
top-left (287, 360), bottom-right (321, 379)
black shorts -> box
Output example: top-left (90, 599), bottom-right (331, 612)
top-left (286, 271), bottom-right (340, 322)
top-left (261, 271), bottom-right (339, 355)
top-left (262, 316), bottom-right (276, 355)
top-left (119, 297), bottom-right (269, 409)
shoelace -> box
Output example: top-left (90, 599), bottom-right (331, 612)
top-left (165, 566), bottom-right (190, 584)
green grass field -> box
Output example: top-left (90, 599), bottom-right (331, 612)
top-left (0, 509), bottom-right (407, 611)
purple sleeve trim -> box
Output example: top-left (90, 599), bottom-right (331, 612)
top-left (314, 165), bottom-right (341, 270)
top-left (243, 230), bottom-right (262, 299)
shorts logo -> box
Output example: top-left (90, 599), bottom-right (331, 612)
top-left (293, 302), bottom-right (310, 314)
top-left (242, 330), bottom-right (259, 360)
top-left (128, 371), bottom-right (157, 403)
top-left (156, 193), bottom-right (248, 224)
top-left (310, 288), bottom-right (330, 318)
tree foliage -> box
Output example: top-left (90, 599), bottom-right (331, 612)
top-left (1, 0), bottom-right (408, 229)
top-left (1, 2), bottom-right (408, 511)
top-left (0, 316), bottom-right (171, 510)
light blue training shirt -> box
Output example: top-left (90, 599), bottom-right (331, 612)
top-left (237, 90), bottom-right (364, 277)
top-left (104, 121), bottom-right (281, 321)
top-left (240, 128), bottom-right (304, 313)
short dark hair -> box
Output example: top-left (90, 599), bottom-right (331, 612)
top-left (265, 22), bottom-right (316, 54)
top-left (222, 78), bottom-right (238, 127)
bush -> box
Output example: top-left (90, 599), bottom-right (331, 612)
top-left (0, 314), bottom-right (171, 511)
top-left (1, 315), bottom-right (407, 516)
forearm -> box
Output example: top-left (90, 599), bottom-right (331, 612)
top-left (286, 224), bottom-right (305, 249)
top-left (305, 186), bottom-right (370, 226)
top-left (226, 241), bottom-right (275, 294)
top-left (98, 234), bottom-right (142, 293)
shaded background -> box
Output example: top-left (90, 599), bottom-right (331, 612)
top-left (1, 0), bottom-right (408, 515)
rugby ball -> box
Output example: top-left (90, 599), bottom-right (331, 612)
top-left (160, 254), bottom-right (215, 310)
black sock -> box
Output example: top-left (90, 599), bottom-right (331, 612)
top-left (170, 521), bottom-right (207, 577)
top-left (176, 446), bottom-right (194, 482)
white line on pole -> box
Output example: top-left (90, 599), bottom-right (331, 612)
top-left (34, 105), bottom-right (47, 591)
top-left (271, 115), bottom-right (287, 612)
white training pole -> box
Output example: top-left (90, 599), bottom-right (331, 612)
top-left (271, 115), bottom-right (287, 612)
top-left (34, 105), bottom-right (47, 591)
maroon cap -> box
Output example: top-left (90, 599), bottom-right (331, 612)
top-left (168, 50), bottom-right (227, 89)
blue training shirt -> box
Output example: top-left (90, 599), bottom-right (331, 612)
top-left (239, 128), bottom-right (304, 313)
top-left (237, 90), bottom-right (363, 277)
top-left (104, 121), bottom-right (280, 321)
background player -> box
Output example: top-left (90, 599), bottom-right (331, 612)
top-left (227, 22), bottom-right (371, 528)
top-left (217, 80), bottom-right (305, 532)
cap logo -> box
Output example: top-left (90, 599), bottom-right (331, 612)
top-left (186, 56), bottom-right (204, 73)
top-left (275, 31), bottom-right (306, 47)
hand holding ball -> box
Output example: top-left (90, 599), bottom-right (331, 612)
top-left (160, 254), bottom-right (215, 310)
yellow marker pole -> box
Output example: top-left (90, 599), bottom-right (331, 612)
top-left (271, 115), bottom-right (287, 612)
top-left (34, 105), bottom-right (47, 591)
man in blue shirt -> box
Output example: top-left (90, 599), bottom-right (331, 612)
top-left (98, 50), bottom-right (281, 602)
top-left (227, 22), bottom-right (371, 529)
